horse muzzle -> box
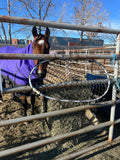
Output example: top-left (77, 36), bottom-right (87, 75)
top-left (36, 69), bottom-right (47, 79)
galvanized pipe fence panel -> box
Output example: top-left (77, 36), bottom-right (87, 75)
top-left (57, 136), bottom-right (120, 160)
top-left (0, 100), bottom-right (118, 128)
top-left (0, 53), bottom-right (118, 60)
top-left (2, 79), bottom-right (112, 94)
top-left (108, 33), bottom-right (120, 142)
top-left (0, 15), bottom-right (120, 34)
top-left (0, 121), bottom-right (114, 158)
top-left (0, 102), bottom-right (120, 157)
top-left (0, 15), bottom-right (120, 159)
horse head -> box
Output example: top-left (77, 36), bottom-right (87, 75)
top-left (32, 26), bottom-right (50, 78)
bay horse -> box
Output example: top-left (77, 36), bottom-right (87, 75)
top-left (0, 26), bottom-right (50, 116)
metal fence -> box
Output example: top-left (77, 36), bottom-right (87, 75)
top-left (0, 15), bottom-right (120, 159)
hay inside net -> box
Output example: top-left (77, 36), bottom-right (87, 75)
top-left (39, 59), bottom-right (109, 149)
top-left (42, 59), bottom-right (109, 102)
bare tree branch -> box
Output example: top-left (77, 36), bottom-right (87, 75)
top-left (43, 0), bottom-right (53, 20)
top-left (1, 22), bottom-right (7, 43)
top-left (18, 0), bottom-right (35, 19)
top-left (73, 0), bottom-right (109, 41)
top-left (0, 34), bottom-right (3, 41)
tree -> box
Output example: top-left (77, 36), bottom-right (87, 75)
top-left (0, 0), bottom-right (10, 43)
top-left (0, 0), bottom-right (56, 42)
top-left (73, 0), bottom-right (109, 43)
top-left (11, 0), bottom-right (55, 38)
top-left (7, 0), bottom-right (12, 43)
top-left (0, 22), bottom-right (7, 43)
top-left (86, 21), bottom-right (104, 39)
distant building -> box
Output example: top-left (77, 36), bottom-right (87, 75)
top-left (0, 37), bottom-right (103, 49)
top-left (0, 39), bottom-right (32, 47)
top-left (12, 39), bottom-right (32, 45)
top-left (49, 36), bottom-right (104, 50)
top-left (49, 37), bottom-right (104, 46)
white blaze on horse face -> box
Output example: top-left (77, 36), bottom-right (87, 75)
top-left (38, 39), bottom-right (45, 45)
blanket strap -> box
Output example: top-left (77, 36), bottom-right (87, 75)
top-left (16, 64), bottom-right (28, 79)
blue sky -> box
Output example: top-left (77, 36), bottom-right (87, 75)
top-left (100, 0), bottom-right (120, 29)
top-left (68, 0), bottom-right (120, 30)
top-left (55, 0), bottom-right (120, 30)
top-left (0, 0), bottom-right (120, 30)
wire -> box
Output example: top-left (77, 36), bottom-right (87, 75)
top-left (29, 59), bottom-right (111, 103)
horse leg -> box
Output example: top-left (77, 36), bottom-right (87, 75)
top-left (43, 96), bottom-right (48, 113)
top-left (31, 93), bottom-right (35, 115)
top-left (20, 96), bottom-right (28, 116)
top-left (43, 96), bottom-right (51, 130)
top-left (2, 77), bottom-right (6, 88)
top-left (9, 81), bottom-right (17, 101)
top-left (0, 77), bottom-right (5, 103)
top-left (0, 93), bottom-right (3, 103)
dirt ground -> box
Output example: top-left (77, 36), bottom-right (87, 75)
top-left (0, 93), bottom-right (120, 160)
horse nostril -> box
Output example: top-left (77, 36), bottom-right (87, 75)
top-left (36, 69), bottom-right (42, 76)
top-left (37, 70), bottom-right (42, 74)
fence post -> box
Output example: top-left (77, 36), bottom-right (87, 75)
top-left (108, 33), bottom-right (120, 142)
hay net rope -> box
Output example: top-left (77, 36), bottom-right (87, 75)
top-left (29, 59), bottom-right (110, 103)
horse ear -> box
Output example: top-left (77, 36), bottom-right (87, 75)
top-left (45, 27), bottom-right (50, 39)
top-left (32, 26), bottom-right (38, 37)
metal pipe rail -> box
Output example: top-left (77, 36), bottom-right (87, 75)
top-left (2, 79), bottom-right (111, 94)
top-left (57, 136), bottom-right (120, 160)
top-left (3, 85), bottom-right (32, 94)
top-left (37, 79), bottom-right (110, 90)
top-left (0, 118), bottom-right (120, 158)
top-left (0, 100), bottom-right (117, 127)
top-left (0, 53), bottom-right (117, 60)
top-left (0, 121), bottom-right (112, 158)
top-left (0, 15), bottom-right (120, 34)
top-left (0, 99), bottom-right (120, 158)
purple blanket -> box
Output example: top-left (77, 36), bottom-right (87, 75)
top-left (0, 43), bottom-right (39, 85)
